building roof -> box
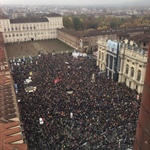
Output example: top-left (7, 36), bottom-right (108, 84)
top-left (10, 17), bottom-right (49, 23)
top-left (9, 13), bottom-right (62, 24)
top-left (59, 26), bottom-right (150, 38)
top-left (44, 13), bottom-right (62, 17)
top-left (128, 34), bottom-right (150, 44)
top-left (0, 32), bottom-right (28, 150)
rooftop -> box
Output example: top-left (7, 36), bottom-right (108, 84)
top-left (10, 17), bottom-right (49, 23)
top-left (9, 13), bottom-right (62, 24)
top-left (0, 32), bottom-right (28, 150)
top-left (59, 26), bottom-right (150, 38)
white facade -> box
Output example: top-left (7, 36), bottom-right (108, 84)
top-left (97, 36), bottom-right (107, 71)
top-left (0, 15), bottom-right (63, 43)
top-left (97, 37), bottom-right (148, 94)
top-left (118, 40), bottom-right (147, 94)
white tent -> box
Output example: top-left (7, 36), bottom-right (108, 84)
top-left (25, 86), bottom-right (37, 93)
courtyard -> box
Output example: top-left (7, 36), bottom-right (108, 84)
top-left (5, 39), bottom-right (74, 60)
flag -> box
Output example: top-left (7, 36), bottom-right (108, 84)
top-left (54, 78), bottom-right (61, 84)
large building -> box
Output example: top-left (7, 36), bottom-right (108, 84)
top-left (58, 26), bottom-right (149, 53)
top-left (118, 34), bottom-right (149, 94)
top-left (97, 33), bottom-right (150, 94)
top-left (0, 9), bottom-right (63, 43)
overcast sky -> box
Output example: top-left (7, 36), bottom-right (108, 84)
top-left (0, 0), bottom-right (148, 5)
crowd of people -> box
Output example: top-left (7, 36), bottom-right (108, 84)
top-left (10, 52), bottom-right (141, 150)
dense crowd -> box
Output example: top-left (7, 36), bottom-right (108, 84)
top-left (11, 52), bottom-right (141, 150)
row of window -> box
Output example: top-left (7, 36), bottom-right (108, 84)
top-left (4, 24), bottom-right (61, 31)
top-left (125, 64), bottom-right (141, 81)
top-left (5, 31), bottom-right (56, 37)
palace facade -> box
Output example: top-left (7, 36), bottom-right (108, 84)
top-left (97, 33), bottom-right (150, 94)
top-left (0, 12), bottom-right (63, 43)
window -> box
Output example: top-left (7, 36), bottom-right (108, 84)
top-left (125, 78), bottom-right (127, 83)
top-left (102, 52), bottom-right (104, 61)
top-left (30, 27), bottom-right (32, 30)
top-left (13, 34), bottom-right (15, 37)
top-left (9, 35), bottom-right (11, 37)
top-left (5, 35), bottom-right (7, 37)
top-left (12, 28), bottom-right (14, 30)
top-left (99, 51), bottom-right (101, 59)
top-left (137, 70), bottom-right (141, 81)
top-left (126, 64), bottom-right (129, 74)
top-left (129, 81), bottom-right (131, 88)
top-left (131, 67), bottom-right (134, 77)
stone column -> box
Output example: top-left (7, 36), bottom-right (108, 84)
top-left (134, 42), bottom-right (150, 150)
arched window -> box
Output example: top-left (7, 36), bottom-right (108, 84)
top-left (131, 67), bottom-right (134, 77)
top-left (137, 70), bottom-right (141, 81)
top-left (125, 64), bottom-right (129, 74)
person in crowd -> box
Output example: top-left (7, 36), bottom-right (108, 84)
top-left (11, 52), bottom-right (141, 150)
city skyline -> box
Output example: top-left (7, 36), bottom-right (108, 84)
top-left (0, 0), bottom-right (149, 6)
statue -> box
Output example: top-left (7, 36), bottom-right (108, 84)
top-left (91, 73), bottom-right (95, 83)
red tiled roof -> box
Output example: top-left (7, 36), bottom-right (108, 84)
top-left (0, 32), bottom-right (28, 150)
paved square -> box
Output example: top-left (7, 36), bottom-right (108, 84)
top-left (5, 39), bottom-right (74, 60)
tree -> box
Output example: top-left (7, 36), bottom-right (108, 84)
top-left (63, 16), bottom-right (73, 29)
top-left (73, 17), bottom-right (81, 31)
top-left (110, 21), bottom-right (118, 28)
top-left (102, 26), bottom-right (108, 30)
